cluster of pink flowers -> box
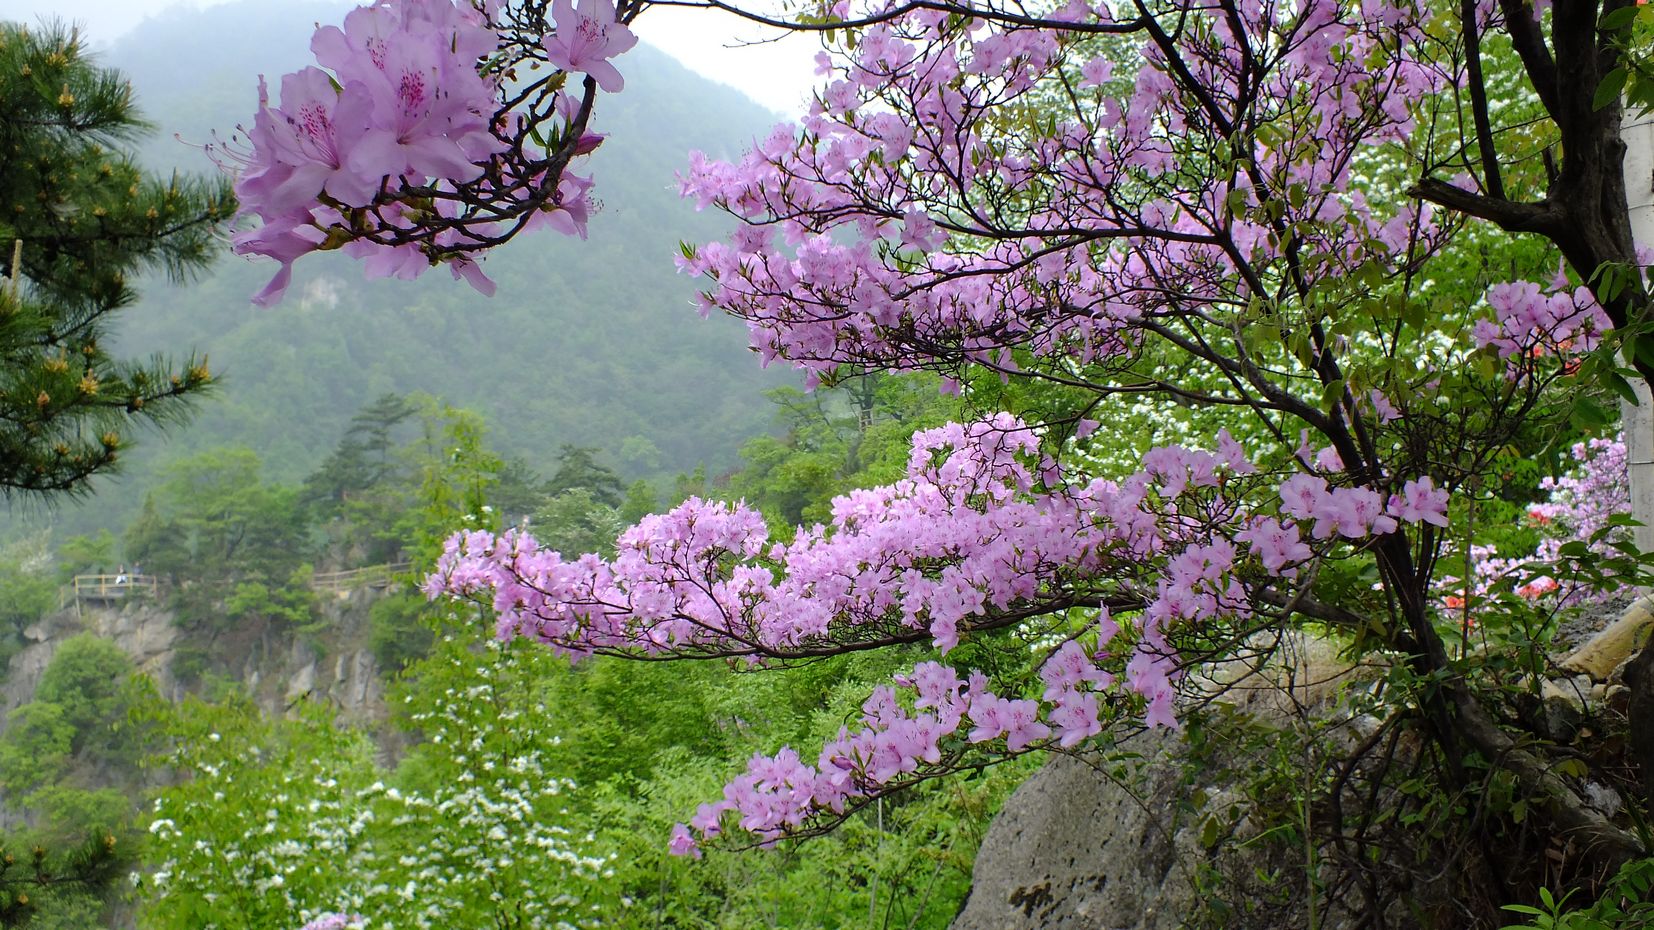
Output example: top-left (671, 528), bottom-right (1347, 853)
top-left (542, 0), bottom-right (638, 93)
top-left (1531, 437), bottom-right (1629, 547)
top-left (668, 639), bottom-right (1124, 856)
top-left (225, 0), bottom-right (638, 305)
top-left (1472, 276), bottom-right (1610, 362)
top-left (228, 0), bottom-right (506, 305)
top-left (430, 414), bottom-right (1253, 659)
top-left (1462, 435), bottom-right (1630, 608)
top-left (660, 464), bottom-right (1453, 851)
top-left (1278, 474), bottom-right (1446, 541)
top-left (673, 0), bottom-right (1451, 381)
top-left (430, 413), bottom-right (1454, 849)
top-left (1234, 473), bottom-right (1447, 580)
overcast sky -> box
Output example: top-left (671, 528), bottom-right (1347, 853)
top-left (7, 0), bottom-right (821, 115)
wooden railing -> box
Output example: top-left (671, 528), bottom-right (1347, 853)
top-left (310, 562), bottom-right (412, 594)
top-left (63, 562), bottom-right (413, 608)
top-left (70, 574), bottom-right (159, 601)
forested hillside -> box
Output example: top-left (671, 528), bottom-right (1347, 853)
top-left (24, 0), bottom-right (789, 537)
top-left (10, 1), bottom-right (1654, 928)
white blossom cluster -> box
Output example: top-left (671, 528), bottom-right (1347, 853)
top-left (142, 640), bottom-right (613, 929)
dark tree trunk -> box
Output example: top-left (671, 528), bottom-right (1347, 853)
top-left (1405, 0), bottom-right (1654, 873)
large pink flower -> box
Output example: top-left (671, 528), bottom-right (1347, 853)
top-left (344, 30), bottom-right (483, 183)
top-left (243, 68), bottom-right (379, 213)
top-left (542, 0), bottom-right (637, 93)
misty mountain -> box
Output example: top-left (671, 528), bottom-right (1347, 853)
top-left (28, 1), bottom-right (795, 534)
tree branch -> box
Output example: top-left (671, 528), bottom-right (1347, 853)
top-left (1462, 0), bottom-right (1506, 201)
top-left (1409, 178), bottom-right (1557, 235)
top-left (1495, 0), bottom-right (1561, 121)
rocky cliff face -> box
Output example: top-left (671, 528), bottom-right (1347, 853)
top-left (3, 585), bottom-right (393, 728)
top-left (949, 636), bottom-right (1390, 930)
top-left (949, 731), bottom-right (1212, 930)
top-left (950, 615), bottom-right (1642, 930)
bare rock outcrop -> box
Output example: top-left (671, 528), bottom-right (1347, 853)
top-left (950, 731), bottom-right (1204, 930)
top-left (951, 635), bottom-right (1387, 930)
top-left (4, 600), bottom-right (181, 714)
top-left (3, 584), bottom-right (392, 727)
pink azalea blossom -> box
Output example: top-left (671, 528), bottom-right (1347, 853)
top-left (543, 0), bottom-right (638, 93)
top-left (1369, 389), bottom-right (1400, 423)
top-left (223, 0), bottom-right (508, 303)
top-left (1078, 55), bottom-right (1113, 88)
top-left (244, 69), bottom-right (380, 214)
top-left (1235, 517), bottom-right (1312, 576)
top-left (1047, 690), bottom-right (1102, 747)
top-left (1389, 477), bottom-right (1450, 527)
top-left (669, 822), bottom-right (702, 858)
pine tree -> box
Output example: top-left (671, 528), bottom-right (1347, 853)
top-left (543, 444), bottom-right (624, 507)
top-left (304, 393), bottom-right (418, 507)
top-left (0, 20), bottom-right (231, 497)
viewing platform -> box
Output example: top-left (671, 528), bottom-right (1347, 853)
top-left (68, 573), bottom-right (159, 604)
top-left (62, 562), bottom-right (414, 610)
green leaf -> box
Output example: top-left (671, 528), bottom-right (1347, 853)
top-left (1601, 6), bottom-right (1640, 30)
top-left (1593, 260), bottom-right (1627, 302)
top-left (1556, 758), bottom-right (1589, 779)
top-left (1596, 67), bottom-right (1629, 111)
top-left (1634, 332), bottom-right (1654, 377)
top-left (1632, 333), bottom-right (1654, 375)
top-left (1476, 353), bottom-right (1498, 380)
top-left (1572, 396), bottom-right (1615, 430)
top-left (1607, 371), bottom-right (1640, 406)
top-left (1199, 815), bottom-right (1222, 849)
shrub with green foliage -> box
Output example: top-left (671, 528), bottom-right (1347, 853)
top-left (365, 592), bottom-right (434, 674)
top-left (143, 640), bottom-right (613, 930)
top-left (0, 634), bottom-right (145, 928)
top-left (0, 551), bottom-right (56, 676)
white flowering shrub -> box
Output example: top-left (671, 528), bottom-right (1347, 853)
top-left (142, 637), bottom-right (612, 930)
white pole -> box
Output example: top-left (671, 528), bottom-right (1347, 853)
top-left (1621, 109), bottom-right (1654, 558)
